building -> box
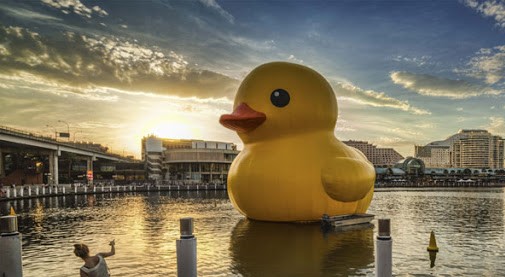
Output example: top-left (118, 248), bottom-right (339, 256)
top-left (415, 144), bottom-right (451, 168)
top-left (416, 130), bottom-right (504, 169)
top-left (394, 157), bottom-right (425, 175)
top-left (451, 130), bottom-right (504, 169)
top-left (342, 140), bottom-right (404, 166)
top-left (141, 136), bottom-right (240, 183)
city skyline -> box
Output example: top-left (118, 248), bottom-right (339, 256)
top-left (1, 0), bottom-right (504, 158)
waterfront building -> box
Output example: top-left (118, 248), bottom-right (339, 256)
top-left (416, 130), bottom-right (504, 169)
top-left (141, 136), bottom-right (240, 183)
top-left (394, 157), bottom-right (425, 176)
top-left (415, 144), bottom-right (451, 168)
top-left (414, 130), bottom-right (471, 168)
top-left (342, 140), bottom-right (404, 166)
top-left (451, 130), bottom-right (504, 169)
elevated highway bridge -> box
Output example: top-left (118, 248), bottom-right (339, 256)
top-left (0, 125), bottom-right (129, 185)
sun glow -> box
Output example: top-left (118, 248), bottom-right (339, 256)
top-left (151, 121), bottom-right (195, 139)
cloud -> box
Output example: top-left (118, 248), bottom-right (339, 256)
top-left (391, 55), bottom-right (432, 67)
top-left (288, 55), bottom-right (304, 64)
top-left (484, 116), bottom-right (505, 135)
top-left (0, 25), bottom-right (239, 99)
top-left (199, 0), bottom-right (234, 24)
top-left (0, 4), bottom-right (62, 22)
top-left (0, 72), bottom-right (119, 101)
top-left (390, 71), bottom-right (503, 99)
top-left (41, 0), bottom-right (108, 18)
top-left (228, 36), bottom-right (275, 51)
top-left (373, 136), bottom-right (416, 148)
top-left (463, 0), bottom-right (505, 29)
top-left (334, 119), bottom-right (356, 132)
top-left (456, 45), bottom-right (505, 85)
top-left (333, 82), bottom-right (431, 115)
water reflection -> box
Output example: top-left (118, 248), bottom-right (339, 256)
top-left (429, 251), bottom-right (437, 268)
top-left (369, 189), bottom-right (505, 276)
top-left (229, 219), bottom-right (374, 276)
top-left (1, 189), bottom-right (505, 276)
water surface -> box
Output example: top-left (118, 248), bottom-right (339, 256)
top-left (1, 188), bottom-right (504, 276)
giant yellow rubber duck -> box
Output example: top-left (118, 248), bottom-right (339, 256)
top-left (220, 62), bottom-right (375, 222)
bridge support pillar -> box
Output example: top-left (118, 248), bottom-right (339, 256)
top-left (0, 150), bottom-right (4, 178)
top-left (86, 156), bottom-right (94, 186)
top-left (49, 151), bottom-right (59, 185)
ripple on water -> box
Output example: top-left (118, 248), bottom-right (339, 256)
top-left (1, 189), bottom-right (505, 276)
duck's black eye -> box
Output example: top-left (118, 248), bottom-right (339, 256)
top-left (270, 89), bottom-right (290, 108)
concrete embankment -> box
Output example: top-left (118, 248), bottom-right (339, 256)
top-left (0, 184), bottom-right (226, 202)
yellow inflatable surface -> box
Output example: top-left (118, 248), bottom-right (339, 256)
top-left (219, 62), bottom-right (375, 222)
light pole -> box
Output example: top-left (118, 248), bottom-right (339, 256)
top-left (58, 120), bottom-right (70, 141)
top-left (74, 129), bottom-right (83, 142)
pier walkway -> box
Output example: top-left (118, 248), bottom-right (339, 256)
top-left (0, 183), bottom-right (227, 202)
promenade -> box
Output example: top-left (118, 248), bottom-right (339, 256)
top-left (3, 180), bottom-right (505, 202)
top-left (0, 183), bottom-right (227, 202)
top-left (375, 180), bottom-right (505, 188)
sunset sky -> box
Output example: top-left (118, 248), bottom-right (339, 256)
top-left (0, 0), bottom-right (504, 158)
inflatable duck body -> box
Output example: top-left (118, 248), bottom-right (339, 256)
top-left (220, 62), bottom-right (375, 222)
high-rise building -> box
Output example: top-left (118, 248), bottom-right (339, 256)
top-left (451, 130), bottom-right (504, 168)
top-left (342, 140), bottom-right (404, 166)
top-left (415, 130), bottom-right (504, 169)
top-left (141, 135), bottom-right (240, 182)
top-left (415, 144), bottom-right (451, 168)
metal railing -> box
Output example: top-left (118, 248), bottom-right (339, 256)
top-left (0, 125), bottom-right (133, 160)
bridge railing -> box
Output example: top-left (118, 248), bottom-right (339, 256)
top-left (0, 125), bottom-right (56, 143)
top-left (0, 125), bottom-right (133, 159)
top-left (0, 183), bottom-right (228, 200)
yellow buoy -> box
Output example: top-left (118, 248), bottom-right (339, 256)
top-left (10, 206), bottom-right (16, 216)
top-left (427, 231), bottom-right (439, 252)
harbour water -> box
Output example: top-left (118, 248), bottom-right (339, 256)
top-left (1, 188), bottom-right (504, 276)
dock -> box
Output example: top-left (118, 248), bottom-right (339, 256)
top-left (321, 213), bottom-right (375, 229)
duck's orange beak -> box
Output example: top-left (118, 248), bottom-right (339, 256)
top-left (219, 103), bottom-right (266, 133)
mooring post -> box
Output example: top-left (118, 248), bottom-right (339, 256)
top-left (376, 218), bottom-right (392, 277)
top-left (176, 217), bottom-right (197, 277)
top-left (0, 209), bottom-right (23, 277)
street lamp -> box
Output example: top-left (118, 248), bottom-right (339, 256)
top-left (57, 120), bottom-right (70, 141)
top-left (74, 129), bottom-right (83, 142)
